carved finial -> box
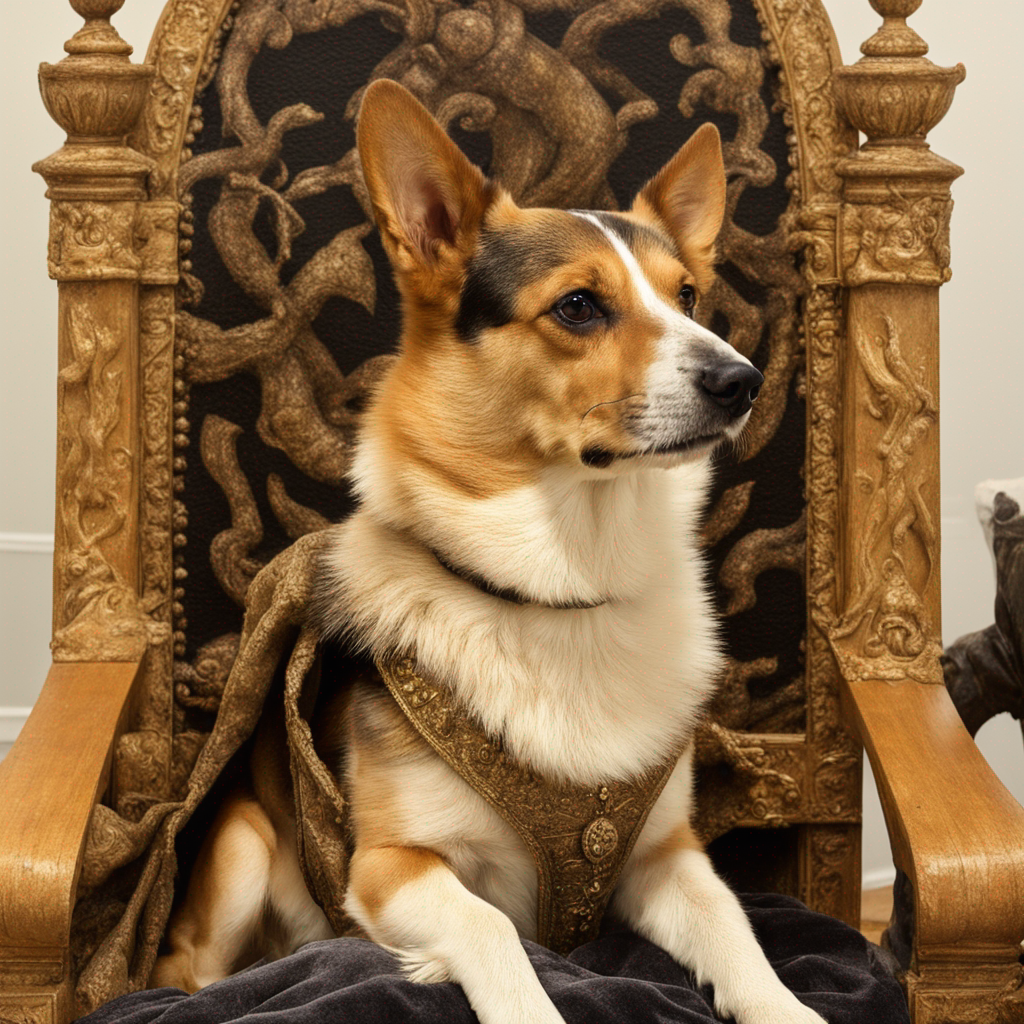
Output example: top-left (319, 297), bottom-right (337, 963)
top-left (834, 0), bottom-right (964, 148)
top-left (833, 1), bottom-right (965, 288)
top-left (862, 0), bottom-right (928, 58)
top-left (65, 0), bottom-right (133, 57)
top-left (35, 0), bottom-right (155, 200)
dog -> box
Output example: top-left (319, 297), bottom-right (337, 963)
top-left (152, 79), bottom-right (826, 1024)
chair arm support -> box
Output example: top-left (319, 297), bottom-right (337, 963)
top-left (0, 661), bottom-right (140, 987)
top-left (842, 676), bottom-right (1024, 962)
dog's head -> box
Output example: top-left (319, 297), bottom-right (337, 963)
top-left (356, 80), bottom-right (761, 494)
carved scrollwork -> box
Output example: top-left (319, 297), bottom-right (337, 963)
top-left (0, 993), bottom-right (58, 1024)
top-left (173, 633), bottom-right (239, 714)
top-left (827, 314), bottom-right (943, 683)
top-left (47, 201), bottom-right (140, 281)
top-left (37, 0), bottom-right (182, 671)
top-left (756, 0), bottom-right (864, 850)
top-left (701, 481), bottom-right (755, 550)
top-left (812, 748), bottom-right (861, 816)
top-left (804, 824), bottom-right (858, 920)
top-left (134, 287), bottom-right (178, 740)
top-left (719, 511), bottom-right (806, 617)
top-left (841, 189), bottom-right (953, 286)
top-left (833, 0), bottom-right (964, 292)
top-left (135, 201), bottom-right (181, 285)
top-left (694, 721), bottom-right (804, 837)
top-left (51, 304), bottom-right (163, 661)
top-left (758, 0), bottom-right (855, 289)
top-left (0, 964), bottom-right (63, 990)
top-left (907, 970), bottom-right (1024, 1024)
top-left (132, 0), bottom-right (237, 195)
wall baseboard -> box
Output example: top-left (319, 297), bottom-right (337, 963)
top-left (0, 532), bottom-right (54, 554)
top-left (0, 706), bottom-right (31, 761)
top-left (0, 707), bottom-right (31, 742)
top-left (862, 866), bottom-right (897, 892)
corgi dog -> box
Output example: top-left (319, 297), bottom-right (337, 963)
top-left (152, 80), bottom-right (826, 1024)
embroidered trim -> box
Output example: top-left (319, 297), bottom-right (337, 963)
top-left (375, 652), bottom-right (680, 954)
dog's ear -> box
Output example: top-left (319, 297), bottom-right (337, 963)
top-left (631, 124), bottom-right (725, 289)
top-left (357, 80), bottom-right (491, 274)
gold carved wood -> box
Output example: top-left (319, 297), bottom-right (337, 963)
top-left (34, 0), bottom-right (181, 823)
top-left (37, 0), bottom-right (236, 818)
top-left (36, 1), bottom-right (156, 669)
top-left (828, 0), bottom-right (963, 687)
top-left (832, 2), bottom-right (1024, 1020)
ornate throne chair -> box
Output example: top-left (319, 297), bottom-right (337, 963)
top-left (3, 0), bottom-right (1024, 1021)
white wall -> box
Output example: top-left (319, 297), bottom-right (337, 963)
top-left (2, 1), bottom-right (1022, 885)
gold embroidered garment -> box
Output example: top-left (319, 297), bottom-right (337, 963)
top-left (376, 654), bottom-right (681, 955)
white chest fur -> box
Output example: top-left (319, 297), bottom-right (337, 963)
top-left (320, 461), bottom-right (723, 786)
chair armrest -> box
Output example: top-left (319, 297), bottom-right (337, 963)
top-left (0, 660), bottom-right (140, 1020)
top-left (842, 676), bottom-right (1024, 1021)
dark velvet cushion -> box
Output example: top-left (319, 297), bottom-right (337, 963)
top-left (80, 895), bottom-right (907, 1024)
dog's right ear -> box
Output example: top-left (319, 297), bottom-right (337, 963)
top-left (357, 80), bottom-right (491, 275)
top-left (631, 124), bottom-right (725, 292)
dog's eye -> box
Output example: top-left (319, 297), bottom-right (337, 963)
top-left (554, 292), bottom-right (604, 326)
top-left (679, 285), bottom-right (697, 317)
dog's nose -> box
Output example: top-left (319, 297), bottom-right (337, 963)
top-left (701, 363), bottom-right (764, 418)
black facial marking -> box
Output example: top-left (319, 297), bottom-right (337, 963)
top-left (589, 211), bottom-right (680, 261)
top-left (581, 446), bottom-right (615, 468)
top-left (455, 230), bottom-right (570, 342)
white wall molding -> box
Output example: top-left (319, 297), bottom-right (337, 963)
top-left (0, 532), bottom-right (54, 554)
top-left (0, 707), bottom-right (31, 742)
top-left (862, 866), bottom-right (897, 893)
top-left (0, 542), bottom-right (55, 707)
top-left (0, 706), bottom-right (31, 762)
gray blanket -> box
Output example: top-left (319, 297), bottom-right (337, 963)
top-left (80, 894), bottom-right (908, 1023)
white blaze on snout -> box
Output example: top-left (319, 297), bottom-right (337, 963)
top-left (576, 213), bottom-right (753, 448)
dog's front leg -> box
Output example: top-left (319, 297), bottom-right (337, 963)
top-left (346, 845), bottom-right (565, 1024)
top-left (613, 827), bottom-right (827, 1024)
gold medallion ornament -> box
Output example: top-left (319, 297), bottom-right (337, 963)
top-left (376, 654), bottom-right (681, 955)
top-left (582, 818), bottom-right (619, 864)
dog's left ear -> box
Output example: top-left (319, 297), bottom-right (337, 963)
top-left (357, 79), bottom-right (492, 276)
top-left (631, 124), bottom-right (725, 289)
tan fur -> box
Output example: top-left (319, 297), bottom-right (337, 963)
top-left (345, 679), bottom-right (432, 849)
top-left (369, 200), bottom-right (705, 506)
top-left (631, 122), bottom-right (726, 292)
top-left (150, 792), bottom-right (278, 993)
top-left (648, 820), bottom-right (705, 864)
top-left (349, 846), bottom-right (445, 923)
top-left (357, 79), bottom-right (493, 293)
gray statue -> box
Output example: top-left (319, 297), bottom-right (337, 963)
top-left (943, 480), bottom-right (1024, 736)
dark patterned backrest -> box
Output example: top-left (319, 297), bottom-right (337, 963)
top-left (167, 0), bottom-right (859, 923)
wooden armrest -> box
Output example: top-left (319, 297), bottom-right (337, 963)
top-left (842, 676), bottom-right (1024, 1020)
top-left (0, 660), bottom-right (139, 1017)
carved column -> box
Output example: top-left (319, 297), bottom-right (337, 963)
top-left (831, 5), bottom-right (1016, 1022)
top-left (832, 0), bottom-right (963, 686)
top-left (36, 0), bottom-right (152, 659)
top-left (34, 2), bottom-right (179, 808)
